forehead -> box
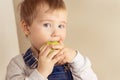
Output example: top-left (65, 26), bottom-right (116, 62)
top-left (35, 6), bottom-right (67, 23)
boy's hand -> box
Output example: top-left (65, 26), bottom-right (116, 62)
top-left (51, 41), bottom-right (77, 65)
top-left (37, 42), bottom-right (64, 78)
top-left (56, 46), bottom-right (77, 65)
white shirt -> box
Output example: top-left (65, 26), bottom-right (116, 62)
top-left (6, 51), bottom-right (97, 80)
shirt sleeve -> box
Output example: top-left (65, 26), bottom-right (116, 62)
top-left (26, 69), bottom-right (48, 80)
top-left (6, 57), bottom-right (47, 80)
top-left (69, 50), bottom-right (98, 80)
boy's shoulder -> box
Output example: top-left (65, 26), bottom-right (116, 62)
top-left (10, 54), bottom-right (24, 63)
top-left (8, 54), bottom-right (26, 69)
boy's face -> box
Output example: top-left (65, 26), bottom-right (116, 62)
top-left (25, 9), bottom-right (67, 49)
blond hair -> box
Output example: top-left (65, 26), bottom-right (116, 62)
top-left (20, 0), bottom-right (66, 26)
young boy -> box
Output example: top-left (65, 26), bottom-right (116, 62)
top-left (6, 0), bottom-right (97, 80)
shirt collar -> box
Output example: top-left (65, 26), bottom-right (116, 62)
top-left (23, 48), bottom-right (38, 69)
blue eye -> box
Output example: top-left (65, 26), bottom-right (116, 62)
top-left (43, 23), bottom-right (51, 28)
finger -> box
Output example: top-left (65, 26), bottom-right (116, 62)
top-left (51, 45), bottom-right (64, 50)
top-left (52, 54), bottom-right (65, 64)
top-left (39, 44), bottom-right (49, 55)
top-left (55, 49), bottom-right (65, 64)
top-left (57, 61), bottom-right (65, 65)
top-left (39, 43), bottom-right (47, 51)
top-left (47, 50), bottom-right (59, 59)
top-left (58, 57), bottom-right (67, 65)
top-left (53, 48), bottom-right (64, 58)
top-left (56, 56), bottom-right (65, 65)
top-left (41, 46), bottom-right (52, 57)
top-left (55, 48), bottom-right (67, 65)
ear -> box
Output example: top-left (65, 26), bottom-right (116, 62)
top-left (20, 20), bottom-right (30, 37)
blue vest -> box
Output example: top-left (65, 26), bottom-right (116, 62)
top-left (23, 48), bottom-right (73, 80)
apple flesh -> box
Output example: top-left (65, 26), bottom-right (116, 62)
top-left (47, 41), bottom-right (59, 53)
top-left (47, 41), bottom-right (59, 45)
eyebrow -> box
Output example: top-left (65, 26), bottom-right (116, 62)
top-left (39, 19), bottom-right (67, 24)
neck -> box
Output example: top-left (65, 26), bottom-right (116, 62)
top-left (30, 46), bottom-right (39, 59)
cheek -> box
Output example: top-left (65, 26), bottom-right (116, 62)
top-left (28, 29), bottom-right (44, 47)
top-left (30, 34), bottom-right (47, 49)
top-left (61, 31), bottom-right (66, 41)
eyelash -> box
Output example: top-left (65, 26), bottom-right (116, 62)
top-left (58, 25), bottom-right (65, 29)
top-left (43, 23), bottom-right (65, 29)
top-left (43, 23), bottom-right (51, 28)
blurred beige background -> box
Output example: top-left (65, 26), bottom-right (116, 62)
top-left (0, 0), bottom-right (20, 80)
top-left (0, 0), bottom-right (120, 80)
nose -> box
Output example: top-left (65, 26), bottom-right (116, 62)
top-left (51, 28), bottom-right (59, 37)
top-left (50, 29), bottom-right (61, 41)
